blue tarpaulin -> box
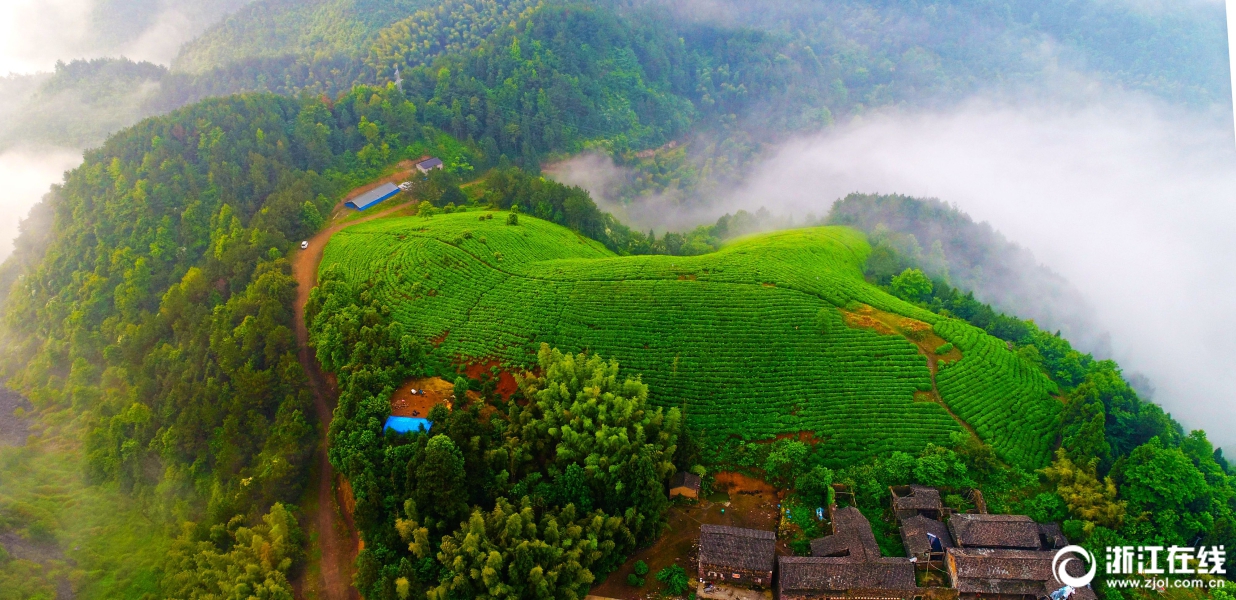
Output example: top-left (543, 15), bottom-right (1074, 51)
top-left (346, 182), bottom-right (401, 210)
top-left (384, 416), bottom-right (432, 434)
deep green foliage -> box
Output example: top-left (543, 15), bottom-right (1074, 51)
top-left (891, 268), bottom-right (933, 302)
top-left (310, 263), bottom-right (680, 599)
top-left (391, 3), bottom-right (697, 162)
top-left (173, 0), bottom-right (430, 73)
top-left (1112, 436), bottom-right (1224, 546)
top-left (0, 82), bottom-right (466, 593)
top-left (655, 564), bottom-right (690, 595)
top-left (632, 560), bottom-right (649, 577)
top-left (511, 344), bottom-right (682, 545)
top-left (795, 466), bottom-right (836, 509)
top-left (428, 497), bottom-right (635, 600)
top-left (368, 0), bottom-right (542, 74)
top-left (162, 503), bottom-right (302, 599)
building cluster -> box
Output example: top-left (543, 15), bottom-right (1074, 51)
top-left (345, 156), bottom-right (443, 210)
top-left (696, 484), bottom-right (1094, 600)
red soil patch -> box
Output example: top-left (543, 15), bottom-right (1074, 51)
top-left (841, 309), bottom-right (897, 335)
top-left (462, 360), bottom-right (520, 399)
top-left (774, 431), bottom-right (820, 444)
top-left (712, 471), bottom-right (778, 498)
top-left (841, 304), bottom-right (963, 368)
top-left (389, 377), bottom-right (472, 417)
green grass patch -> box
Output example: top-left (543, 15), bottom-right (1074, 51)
top-left (0, 410), bottom-right (169, 600)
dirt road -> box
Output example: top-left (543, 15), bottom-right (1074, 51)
top-left (292, 181), bottom-right (415, 600)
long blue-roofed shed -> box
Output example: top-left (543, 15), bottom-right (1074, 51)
top-left (346, 182), bottom-right (401, 210)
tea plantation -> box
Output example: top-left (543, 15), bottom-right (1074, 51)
top-left (319, 211), bottom-right (1061, 467)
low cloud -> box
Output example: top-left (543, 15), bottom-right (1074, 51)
top-left (0, 0), bottom-right (252, 75)
top-left (734, 97), bottom-right (1236, 452)
top-left (0, 146), bottom-right (82, 260)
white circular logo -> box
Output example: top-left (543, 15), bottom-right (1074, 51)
top-left (1053, 545), bottom-right (1097, 588)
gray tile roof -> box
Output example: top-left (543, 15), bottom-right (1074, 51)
top-left (893, 485), bottom-right (943, 512)
top-left (779, 556), bottom-right (917, 594)
top-left (900, 515), bottom-right (954, 557)
top-left (947, 548), bottom-right (1096, 599)
top-left (810, 507), bottom-right (881, 561)
top-left (670, 471), bottom-right (701, 492)
top-left (699, 525), bottom-right (776, 572)
top-left (948, 513), bottom-right (1042, 550)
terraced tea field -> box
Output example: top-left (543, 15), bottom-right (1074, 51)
top-left (319, 211), bottom-right (1061, 467)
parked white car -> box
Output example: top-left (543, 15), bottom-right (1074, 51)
top-left (300, 240), bottom-right (309, 250)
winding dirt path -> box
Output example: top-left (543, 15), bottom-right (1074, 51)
top-left (292, 178), bottom-right (415, 600)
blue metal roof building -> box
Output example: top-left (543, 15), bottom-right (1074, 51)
top-left (384, 416), bottom-right (432, 434)
top-left (346, 182), bottom-right (401, 210)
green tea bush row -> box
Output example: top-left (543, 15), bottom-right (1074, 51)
top-left (934, 319), bottom-right (1061, 468)
top-left (321, 213), bottom-right (1060, 465)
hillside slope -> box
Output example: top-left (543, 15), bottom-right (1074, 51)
top-left (172, 0), bottom-right (429, 73)
top-left (319, 211), bottom-right (1061, 467)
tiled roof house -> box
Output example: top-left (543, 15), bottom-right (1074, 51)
top-left (698, 525), bottom-right (777, 588)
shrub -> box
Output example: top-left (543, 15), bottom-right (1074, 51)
top-left (891, 268), bottom-right (932, 302)
top-left (633, 560), bottom-right (649, 576)
top-left (935, 342), bottom-right (953, 354)
top-left (627, 574), bottom-right (645, 587)
top-left (656, 565), bottom-right (690, 595)
top-left (507, 211), bottom-right (519, 225)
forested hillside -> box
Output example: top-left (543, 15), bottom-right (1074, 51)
top-left (172, 0), bottom-right (430, 73)
top-left (0, 83), bottom-right (474, 596)
top-left (6, 0), bottom-right (1226, 160)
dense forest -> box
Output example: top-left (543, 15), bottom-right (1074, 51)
top-left (4, 0), bottom-right (1227, 159)
top-left (0, 83), bottom-right (477, 596)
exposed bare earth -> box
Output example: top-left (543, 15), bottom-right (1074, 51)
top-left (390, 377), bottom-right (463, 417)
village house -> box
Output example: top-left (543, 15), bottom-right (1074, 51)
top-left (890, 485), bottom-right (943, 521)
top-left (948, 513), bottom-right (1044, 550)
top-left (787, 504), bottom-right (919, 600)
top-left (946, 547), bottom-right (1097, 600)
top-left (416, 157), bottom-right (444, 172)
top-left (778, 556), bottom-right (919, 600)
top-left (698, 525), bottom-right (777, 588)
top-left (810, 506), bottom-right (881, 561)
top-left (899, 514), bottom-right (954, 563)
top-left (669, 471), bottom-right (702, 499)
top-left (949, 513), bottom-right (1068, 551)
